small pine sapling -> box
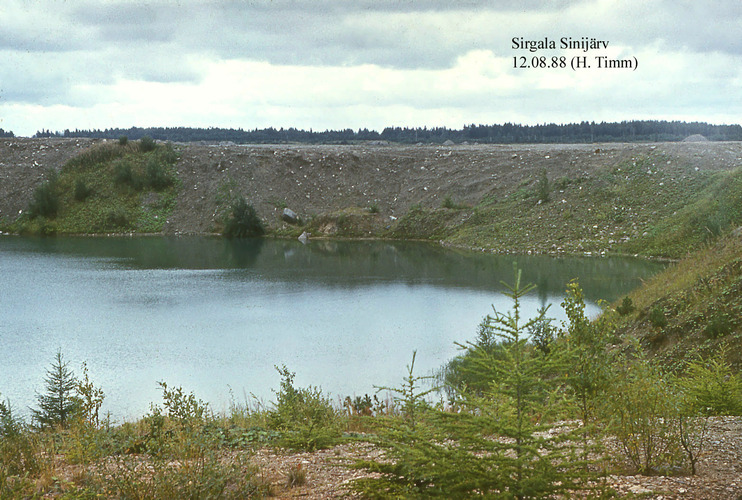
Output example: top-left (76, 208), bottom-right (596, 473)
top-left (32, 350), bottom-right (79, 429)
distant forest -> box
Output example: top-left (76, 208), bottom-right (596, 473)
top-left (27, 120), bottom-right (742, 144)
top-left (0, 128), bottom-right (14, 138)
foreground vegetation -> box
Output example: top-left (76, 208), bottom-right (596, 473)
top-left (2, 268), bottom-right (740, 498)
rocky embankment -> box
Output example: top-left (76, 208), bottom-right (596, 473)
top-left (2, 138), bottom-right (741, 242)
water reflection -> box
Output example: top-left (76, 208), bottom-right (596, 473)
top-left (4, 236), bottom-right (664, 302)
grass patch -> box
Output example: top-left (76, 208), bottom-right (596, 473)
top-left (622, 166), bottom-right (742, 258)
top-left (613, 232), bottom-right (742, 370)
top-left (382, 153), bottom-right (733, 258)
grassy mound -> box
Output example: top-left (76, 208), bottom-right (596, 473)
top-left (8, 138), bottom-right (180, 235)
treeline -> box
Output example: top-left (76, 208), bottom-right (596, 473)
top-left (0, 128), bottom-right (14, 138)
top-left (32, 120), bottom-right (742, 144)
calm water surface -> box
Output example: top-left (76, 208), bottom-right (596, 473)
top-left (0, 236), bottom-right (665, 419)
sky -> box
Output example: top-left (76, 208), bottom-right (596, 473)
top-left (1, 0), bottom-right (741, 137)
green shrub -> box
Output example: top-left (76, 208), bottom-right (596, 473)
top-left (28, 171), bottom-right (60, 219)
top-left (74, 179), bottom-right (93, 202)
top-left (139, 135), bottom-right (156, 152)
top-left (145, 157), bottom-right (173, 190)
top-left (75, 362), bottom-right (105, 428)
top-left (603, 355), bottom-right (682, 474)
top-left (223, 196), bottom-right (265, 238)
top-left (528, 305), bottom-right (557, 355)
top-left (157, 142), bottom-right (179, 164)
top-left (268, 366), bottom-right (341, 451)
top-left (157, 381), bottom-right (209, 425)
top-left (104, 207), bottom-right (131, 230)
top-left (616, 296), bottom-right (636, 316)
top-left (118, 136), bottom-right (128, 146)
top-left (680, 349), bottom-right (742, 416)
top-left (113, 159), bottom-right (136, 187)
top-left (704, 312), bottom-right (733, 338)
top-left (438, 317), bottom-right (509, 399)
top-left (367, 203), bottom-right (379, 214)
top-left (649, 305), bottom-right (668, 328)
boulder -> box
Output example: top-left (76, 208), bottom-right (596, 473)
top-left (282, 207), bottom-right (298, 224)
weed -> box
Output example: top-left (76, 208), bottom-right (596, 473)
top-left (344, 394), bottom-right (374, 417)
top-left (285, 463), bottom-right (306, 488)
top-left (101, 451), bottom-right (268, 499)
top-left (65, 142), bottom-right (129, 171)
top-left (268, 198), bottom-right (288, 209)
top-left (705, 313), bottom-right (733, 338)
top-left (554, 176), bottom-right (572, 190)
top-left (0, 400), bottom-right (44, 477)
top-left (268, 366), bottom-right (341, 451)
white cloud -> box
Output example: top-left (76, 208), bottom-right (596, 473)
top-left (1, 0), bottom-right (741, 136)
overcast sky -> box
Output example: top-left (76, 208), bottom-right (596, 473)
top-left (1, 0), bottom-right (741, 137)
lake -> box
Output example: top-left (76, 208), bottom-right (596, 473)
top-left (0, 236), bottom-right (665, 419)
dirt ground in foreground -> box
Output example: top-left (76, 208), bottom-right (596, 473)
top-left (253, 417), bottom-right (742, 499)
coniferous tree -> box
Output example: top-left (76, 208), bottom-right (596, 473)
top-left (455, 266), bottom-right (585, 498)
top-left (353, 267), bottom-right (601, 498)
top-left (31, 350), bottom-right (79, 429)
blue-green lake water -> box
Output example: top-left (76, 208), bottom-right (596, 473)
top-left (0, 236), bottom-right (665, 419)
